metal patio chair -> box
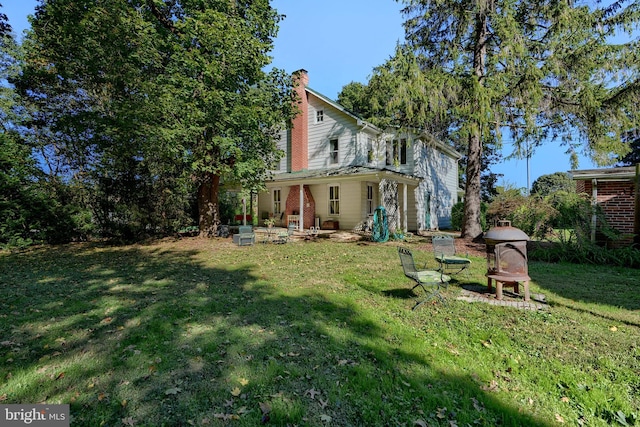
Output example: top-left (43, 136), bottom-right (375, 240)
top-left (237, 225), bottom-right (255, 246)
top-left (397, 247), bottom-right (450, 309)
top-left (432, 235), bottom-right (471, 275)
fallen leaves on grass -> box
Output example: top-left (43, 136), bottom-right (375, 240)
top-left (471, 397), bottom-right (484, 412)
top-left (259, 402), bottom-right (271, 415)
top-left (480, 380), bottom-right (499, 392)
top-left (305, 388), bottom-right (320, 399)
top-left (213, 413), bottom-right (240, 421)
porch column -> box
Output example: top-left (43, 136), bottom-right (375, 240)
top-left (402, 183), bottom-right (408, 233)
top-left (299, 184), bottom-right (304, 231)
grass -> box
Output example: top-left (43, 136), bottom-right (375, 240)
top-left (1, 236), bottom-right (639, 426)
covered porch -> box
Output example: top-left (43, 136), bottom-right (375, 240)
top-left (258, 167), bottom-right (421, 233)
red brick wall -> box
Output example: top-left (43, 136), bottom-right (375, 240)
top-left (285, 185), bottom-right (316, 229)
top-left (579, 179), bottom-right (636, 246)
top-left (291, 70), bottom-right (309, 172)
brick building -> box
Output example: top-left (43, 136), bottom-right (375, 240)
top-left (571, 166), bottom-right (639, 247)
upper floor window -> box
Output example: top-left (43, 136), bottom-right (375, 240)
top-left (330, 139), bottom-right (339, 164)
top-left (386, 140), bottom-right (392, 166)
top-left (387, 139), bottom-right (407, 166)
top-left (329, 185), bottom-right (340, 215)
top-left (316, 110), bottom-right (324, 123)
top-left (367, 137), bottom-right (374, 163)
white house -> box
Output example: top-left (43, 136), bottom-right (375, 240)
top-left (257, 69), bottom-right (461, 233)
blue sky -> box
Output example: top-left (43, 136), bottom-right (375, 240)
top-left (4, 0), bottom-right (598, 190)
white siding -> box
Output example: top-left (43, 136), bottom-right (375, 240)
top-left (307, 95), bottom-right (359, 170)
top-left (413, 141), bottom-right (459, 229)
top-left (275, 128), bottom-right (289, 173)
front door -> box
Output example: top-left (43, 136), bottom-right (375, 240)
top-left (424, 192), bottom-right (431, 230)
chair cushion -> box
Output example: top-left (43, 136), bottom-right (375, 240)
top-left (436, 255), bottom-right (471, 264)
top-left (412, 270), bottom-right (450, 284)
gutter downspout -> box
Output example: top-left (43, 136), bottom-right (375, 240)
top-left (591, 179), bottom-right (598, 243)
top-left (635, 164), bottom-right (640, 247)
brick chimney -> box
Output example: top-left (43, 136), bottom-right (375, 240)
top-left (291, 69), bottom-right (309, 172)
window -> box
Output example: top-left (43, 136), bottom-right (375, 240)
top-left (329, 185), bottom-right (340, 215)
top-left (400, 139), bottom-right (407, 165)
top-left (367, 184), bottom-right (374, 215)
top-left (330, 139), bottom-right (339, 164)
top-left (273, 189), bottom-right (281, 214)
top-left (316, 110), bottom-right (324, 123)
top-left (387, 139), bottom-right (407, 166)
top-left (367, 137), bottom-right (374, 163)
top-left (393, 140), bottom-right (399, 164)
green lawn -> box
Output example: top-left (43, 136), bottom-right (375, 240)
top-left (1, 237), bottom-right (639, 426)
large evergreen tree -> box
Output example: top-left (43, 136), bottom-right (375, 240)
top-left (396, 0), bottom-right (639, 238)
top-left (17, 0), bottom-right (297, 238)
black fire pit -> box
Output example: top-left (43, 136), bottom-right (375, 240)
top-left (484, 221), bottom-right (531, 301)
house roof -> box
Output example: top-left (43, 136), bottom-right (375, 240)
top-left (570, 166), bottom-right (637, 181)
top-left (267, 166), bottom-right (421, 186)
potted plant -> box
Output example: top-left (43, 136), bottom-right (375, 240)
top-left (264, 217), bottom-right (276, 228)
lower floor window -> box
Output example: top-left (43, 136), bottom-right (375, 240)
top-left (329, 185), bottom-right (340, 215)
top-left (367, 184), bottom-right (374, 215)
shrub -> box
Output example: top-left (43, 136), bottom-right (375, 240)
top-left (487, 189), bottom-right (555, 239)
top-left (451, 201), bottom-right (488, 231)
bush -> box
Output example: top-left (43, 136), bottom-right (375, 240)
top-left (487, 189), bottom-right (556, 239)
top-left (451, 201), bottom-right (488, 231)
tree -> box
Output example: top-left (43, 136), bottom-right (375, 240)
top-left (617, 129), bottom-right (640, 166)
top-left (18, 0), bottom-right (297, 238)
top-left (337, 82), bottom-right (371, 118)
top-left (397, 0), bottom-right (640, 239)
top-left (531, 172), bottom-right (576, 196)
top-left (337, 47), bottom-right (503, 203)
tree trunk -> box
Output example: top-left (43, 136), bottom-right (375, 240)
top-left (198, 172), bottom-right (221, 237)
top-left (461, 9), bottom-right (488, 240)
top-left (462, 132), bottom-right (483, 239)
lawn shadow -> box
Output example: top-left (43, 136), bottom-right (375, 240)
top-left (529, 261), bottom-right (640, 315)
top-left (0, 240), bottom-right (557, 426)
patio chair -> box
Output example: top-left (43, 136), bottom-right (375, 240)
top-left (237, 225), bottom-right (255, 246)
top-left (432, 235), bottom-right (471, 275)
top-left (397, 246), bottom-right (450, 309)
top-left (273, 223), bottom-right (295, 244)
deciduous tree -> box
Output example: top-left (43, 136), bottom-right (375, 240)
top-left (18, 0), bottom-right (297, 238)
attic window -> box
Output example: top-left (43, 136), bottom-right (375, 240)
top-left (316, 110), bottom-right (324, 123)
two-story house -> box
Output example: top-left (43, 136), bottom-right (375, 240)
top-left (257, 69), bottom-right (461, 233)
